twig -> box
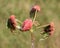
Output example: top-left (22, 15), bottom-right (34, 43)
top-left (33, 10), bottom-right (37, 23)
top-left (37, 24), bottom-right (49, 29)
top-left (30, 10), bottom-right (37, 48)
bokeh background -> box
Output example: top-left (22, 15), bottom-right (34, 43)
top-left (0, 0), bottom-right (60, 48)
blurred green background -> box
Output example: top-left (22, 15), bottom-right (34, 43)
top-left (0, 0), bottom-right (60, 48)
